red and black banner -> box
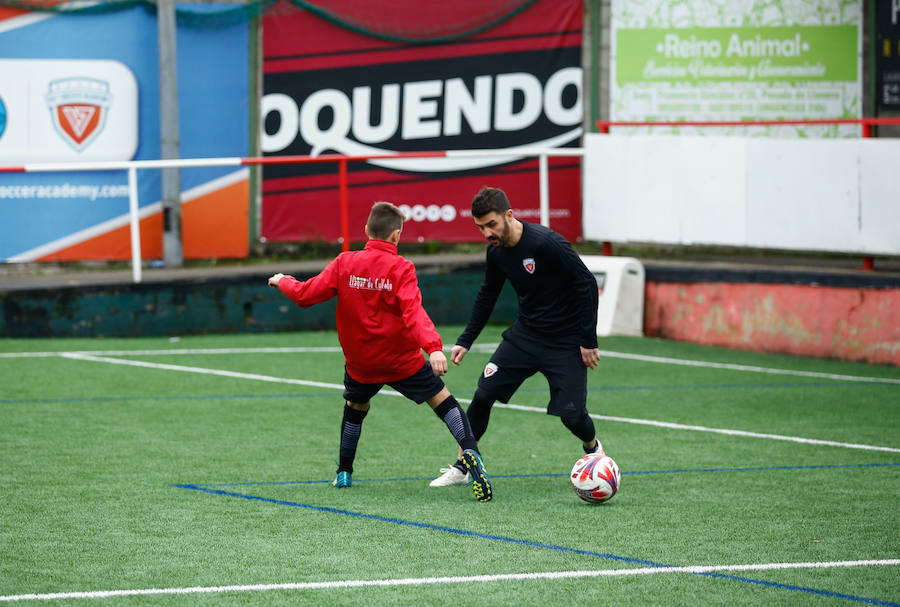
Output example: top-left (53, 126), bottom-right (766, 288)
top-left (261, 0), bottom-right (583, 243)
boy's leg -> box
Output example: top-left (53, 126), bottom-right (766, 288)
top-left (432, 340), bottom-right (531, 487)
top-left (337, 401), bottom-right (370, 484)
top-left (427, 387), bottom-right (477, 452)
top-left (427, 388), bottom-right (492, 502)
top-left (337, 368), bottom-right (381, 488)
top-left (432, 388), bottom-right (497, 487)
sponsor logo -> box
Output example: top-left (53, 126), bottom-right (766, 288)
top-left (523, 258), bottom-right (536, 274)
top-left (262, 49), bottom-right (583, 173)
top-left (483, 362), bottom-right (498, 378)
top-left (398, 204), bottom-right (457, 223)
top-left (348, 275), bottom-right (393, 291)
top-left (0, 95), bottom-right (6, 140)
top-left (45, 77), bottom-right (112, 152)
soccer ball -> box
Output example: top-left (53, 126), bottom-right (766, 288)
top-left (570, 453), bottom-right (620, 503)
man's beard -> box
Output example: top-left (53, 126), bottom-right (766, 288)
top-left (488, 218), bottom-right (511, 247)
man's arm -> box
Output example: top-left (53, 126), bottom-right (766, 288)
top-left (455, 250), bottom-right (506, 351)
top-left (547, 234), bottom-right (599, 349)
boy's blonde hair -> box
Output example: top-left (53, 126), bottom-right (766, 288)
top-left (366, 201), bottom-right (405, 240)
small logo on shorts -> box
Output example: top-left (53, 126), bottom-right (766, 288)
top-left (483, 362), bottom-right (498, 378)
top-left (522, 258), bottom-right (535, 274)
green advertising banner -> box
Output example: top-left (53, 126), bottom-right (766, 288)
top-left (610, 1), bottom-right (862, 137)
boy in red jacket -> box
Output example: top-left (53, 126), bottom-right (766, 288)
top-left (267, 202), bottom-right (492, 502)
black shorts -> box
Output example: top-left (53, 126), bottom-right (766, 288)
top-left (477, 328), bottom-right (587, 417)
top-left (343, 361), bottom-right (445, 405)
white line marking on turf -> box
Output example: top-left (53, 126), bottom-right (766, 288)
top-left (3, 344), bottom-right (898, 385)
top-left (58, 353), bottom-right (350, 392)
top-left (56, 353), bottom-right (900, 454)
top-left (595, 349), bottom-right (900, 385)
top-left (498, 403), bottom-right (900, 453)
top-left (2, 559), bottom-right (897, 602)
top-left (0, 347), bottom-right (344, 358)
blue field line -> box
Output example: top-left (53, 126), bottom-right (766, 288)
top-left (173, 483), bottom-right (666, 568)
top-left (700, 572), bottom-right (900, 606)
top-left (171, 483), bottom-right (899, 606)
top-left (191, 462), bottom-right (900, 487)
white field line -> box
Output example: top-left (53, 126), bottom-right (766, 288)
top-left (0, 347), bottom-right (344, 358)
top-left (2, 559), bottom-right (897, 602)
top-left (595, 349), bottom-right (900, 385)
top-left (58, 353), bottom-right (351, 393)
top-left (56, 353), bottom-right (900, 454)
top-left (4, 344), bottom-right (899, 385)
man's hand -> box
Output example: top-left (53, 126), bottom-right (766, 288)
top-left (429, 350), bottom-right (449, 376)
top-left (267, 273), bottom-right (285, 288)
top-left (581, 346), bottom-right (601, 370)
top-left (450, 345), bottom-right (469, 366)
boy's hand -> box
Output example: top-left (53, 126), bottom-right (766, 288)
top-left (429, 350), bottom-right (448, 376)
top-left (267, 273), bottom-right (285, 288)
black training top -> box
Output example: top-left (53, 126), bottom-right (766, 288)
top-left (457, 221), bottom-right (599, 350)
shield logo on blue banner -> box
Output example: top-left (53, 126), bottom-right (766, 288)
top-left (45, 77), bottom-right (112, 152)
top-left (523, 258), bottom-right (536, 274)
top-left (0, 95), bottom-right (6, 140)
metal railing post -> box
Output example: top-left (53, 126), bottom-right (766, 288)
top-left (538, 153), bottom-right (549, 227)
top-left (339, 159), bottom-right (349, 252)
top-left (127, 166), bottom-right (142, 284)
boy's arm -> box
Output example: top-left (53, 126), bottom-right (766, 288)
top-left (395, 262), bottom-right (443, 356)
top-left (268, 258), bottom-right (340, 307)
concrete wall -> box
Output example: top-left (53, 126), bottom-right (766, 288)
top-left (0, 265), bottom-right (518, 339)
top-left (3, 260), bottom-right (897, 367)
top-left (642, 266), bottom-right (900, 366)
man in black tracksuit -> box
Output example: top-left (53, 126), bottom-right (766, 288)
top-left (430, 186), bottom-right (605, 488)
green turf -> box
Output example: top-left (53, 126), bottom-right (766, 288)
top-left (1, 327), bottom-right (898, 605)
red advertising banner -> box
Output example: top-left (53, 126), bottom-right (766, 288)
top-left (261, 0), bottom-right (583, 244)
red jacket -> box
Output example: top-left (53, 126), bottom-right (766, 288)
top-left (278, 239), bottom-right (443, 384)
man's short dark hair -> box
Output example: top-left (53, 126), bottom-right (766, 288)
top-left (471, 187), bottom-right (511, 218)
top-left (366, 201), bottom-right (405, 240)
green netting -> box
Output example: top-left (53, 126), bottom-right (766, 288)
top-left (0, 0), bottom-right (539, 38)
top-left (0, 0), bottom-right (273, 28)
top-left (280, 0), bottom-right (540, 43)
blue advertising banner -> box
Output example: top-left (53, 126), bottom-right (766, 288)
top-left (0, 4), bottom-right (250, 261)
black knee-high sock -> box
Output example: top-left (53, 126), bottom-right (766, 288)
top-left (338, 404), bottom-right (368, 474)
top-left (433, 395), bottom-right (477, 452)
top-left (561, 409), bottom-right (596, 443)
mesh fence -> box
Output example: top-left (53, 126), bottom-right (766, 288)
top-left (0, 0), bottom-right (538, 38)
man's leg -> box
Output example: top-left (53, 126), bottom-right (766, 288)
top-left (545, 347), bottom-right (603, 455)
top-left (560, 409), bottom-right (603, 454)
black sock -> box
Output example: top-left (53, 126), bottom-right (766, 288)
top-left (338, 404), bottom-right (368, 474)
top-left (433, 395), bottom-right (478, 452)
top-left (466, 388), bottom-right (495, 442)
top-left (561, 410), bottom-right (597, 443)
